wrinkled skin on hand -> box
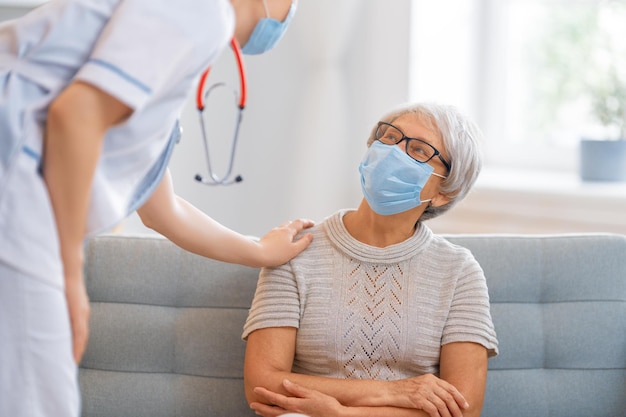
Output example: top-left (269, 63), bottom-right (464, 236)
top-left (387, 374), bottom-right (469, 417)
top-left (251, 380), bottom-right (344, 417)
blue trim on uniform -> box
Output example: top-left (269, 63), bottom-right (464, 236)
top-left (126, 120), bottom-right (181, 215)
top-left (22, 146), bottom-right (40, 162)
top-left (88, 58), bottom-right (152, 94)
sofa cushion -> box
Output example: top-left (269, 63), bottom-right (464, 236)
top-left (80, 233), bottom-right (626, 417)
top-left (80, 235), bottom-right (259, 417)
top-left (446, 234), bottom-right (626, 417)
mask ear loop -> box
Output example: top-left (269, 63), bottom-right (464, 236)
top-left (195, 38), bottom-right (247, 185)
top-left (261, 0), bottom-right (270, 17)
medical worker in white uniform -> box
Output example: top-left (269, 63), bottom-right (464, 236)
top-left (0, 0), bottom-right (310, 415)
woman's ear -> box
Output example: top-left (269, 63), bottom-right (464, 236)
top-left (430, 191), bottom-right (452, 208)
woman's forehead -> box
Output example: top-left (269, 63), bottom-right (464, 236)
top-left (392, 113), bottom-right (442, 143)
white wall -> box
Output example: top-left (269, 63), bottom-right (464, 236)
top-left (132, 0), bottom-right (412, 237)
top-left (1, 1), bottom-right (412, 237)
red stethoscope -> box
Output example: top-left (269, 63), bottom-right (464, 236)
top-left (194, 38), bottom-right (247, 185)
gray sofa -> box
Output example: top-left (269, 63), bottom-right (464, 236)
top-left (80, 233), bottom-right (626, 417)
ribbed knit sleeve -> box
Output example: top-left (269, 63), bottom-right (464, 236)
top-left (242, 261), bottom-right (302, 340)
top-left (440, 248), bottom-right (499, 357)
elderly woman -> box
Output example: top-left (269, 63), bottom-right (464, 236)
top-left (242, 102), bottom-right (499, 417)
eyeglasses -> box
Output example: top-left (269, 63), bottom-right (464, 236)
top-left (375, 122), bottom-right (451, 172)
top-left (194, 38), bottom-right (247, 186)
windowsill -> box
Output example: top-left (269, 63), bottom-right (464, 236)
top-left (427, 167), bottom-right (626, 235)
top-left (475, 167), bottom-right (626, 200)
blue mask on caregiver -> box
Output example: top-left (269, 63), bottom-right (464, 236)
top-left (241, 0), bottom-right (297, 55)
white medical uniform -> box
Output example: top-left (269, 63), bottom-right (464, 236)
top-left (0, 0), bottom-right (234, 415)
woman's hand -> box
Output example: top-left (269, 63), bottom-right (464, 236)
top-left (256, 219), bottom-right (315, 267)
top-left (251, 380), bottom-right (344, 417)
top-left (64, 269), bottom-right (91, 363)
top-left (386, 374), bottom-right (468, 417)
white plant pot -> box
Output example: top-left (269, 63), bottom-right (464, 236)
top-left (579, 139), bottom-right (626, 182)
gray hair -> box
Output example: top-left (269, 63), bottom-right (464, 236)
top-left (366, 102), bottom-right (483, 221)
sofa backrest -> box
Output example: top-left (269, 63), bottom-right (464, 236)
top-left (81, 235), bottom-right (259, 417)
top-left (81, 234), bottom-right (626, 417)
top-left (446, 234), bottom-right (626, 417)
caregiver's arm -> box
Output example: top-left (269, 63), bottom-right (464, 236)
top-left (45, 81), bottom-right (132, 363)
top-left (137, 170), bottom-right (313, 267)
top-left (244, 327), bottom-right (469, 417)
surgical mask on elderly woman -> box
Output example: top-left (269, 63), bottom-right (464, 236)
top-left (359, 141), bottom-right (441, 215)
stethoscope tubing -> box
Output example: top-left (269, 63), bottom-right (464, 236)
top-left (197, 85), bottom-right (244, 185)
top-left (197, 38), bottom-right (247, 111)
top-left (195, 38), bottom-right (247, 185)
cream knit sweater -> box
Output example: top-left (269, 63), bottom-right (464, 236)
top-left (243, 210), bottom-right (498, 379)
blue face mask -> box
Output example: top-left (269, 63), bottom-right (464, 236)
top-left (359, 141), bottom-right (444, 216)
top-left (241, 0), bottom-right (297, 55)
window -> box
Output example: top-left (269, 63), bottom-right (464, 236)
top-left (410, 0), bottom-right (626, 173)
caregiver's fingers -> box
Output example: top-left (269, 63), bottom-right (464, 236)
top-left (257, 219), bottom-right (315, 267)
top-left (280, 218), bottom-right (315, 234)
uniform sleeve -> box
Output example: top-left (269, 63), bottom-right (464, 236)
top-left (242, 263), bottom-right (302, 340)
top-left (442, 253), bottom-right (499, 357)
top-left (75, 0), bottom-right (232, 111)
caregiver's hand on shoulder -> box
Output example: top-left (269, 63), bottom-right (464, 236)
top-left (251, 380), bottom-right (343, 417)
top-left (387, 374), bottom-right (468, 417)
top-left (256, 219), bottom-right (314, 267)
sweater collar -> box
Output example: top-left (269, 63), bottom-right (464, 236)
top-left (323, 209), bottom-right (433, 264)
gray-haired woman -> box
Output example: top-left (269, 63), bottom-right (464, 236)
top-left (243, 102), bottom-right (499, 417)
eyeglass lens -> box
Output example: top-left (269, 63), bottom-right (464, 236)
top-left (376, 123), bottom-right (438, 163)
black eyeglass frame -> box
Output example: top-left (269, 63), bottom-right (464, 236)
top-left (375, 121), bottom-right (452, 173)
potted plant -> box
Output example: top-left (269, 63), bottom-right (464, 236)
top-left (529, 2), bottom-right (626, 181)
top-left (580, 67), bottom-right (626, 182)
